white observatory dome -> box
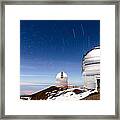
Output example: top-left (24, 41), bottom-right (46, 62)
top-left (82, 47), bottom-right (100, 90)
top-left (84, 46), bottom-right (100, 62)
top-left (56, 72), bottom-right (68, 88)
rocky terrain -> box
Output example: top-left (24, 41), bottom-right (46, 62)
top-left (20, 86), bottom-right (100, 100)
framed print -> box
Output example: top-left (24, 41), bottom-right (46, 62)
top-left (0, 0), bottom-right (119, 119)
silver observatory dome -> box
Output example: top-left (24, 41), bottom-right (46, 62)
top-left (82, 47), bottom-right (100, 90)
top-left (56, 72), bottom-right (68, 88)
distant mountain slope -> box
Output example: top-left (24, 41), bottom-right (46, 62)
top-left (31, 86), bottom-right (61, 100)
top-left (20, 86), bottom-right (100, 100)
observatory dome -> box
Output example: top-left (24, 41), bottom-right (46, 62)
top-left (84, 46), bottom-right (100, 62)
top-left (56, 72), bottom-right (68, 88)
top-left (56, 72), bottom-right (68, 80)
top-left (82, 47), bottom-right (100, 90)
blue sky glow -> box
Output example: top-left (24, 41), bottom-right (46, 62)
top-left (20, 20), bottom-right (100, 89)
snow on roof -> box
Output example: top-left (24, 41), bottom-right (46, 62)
top-left (84, 47), bottom-right (100, 59)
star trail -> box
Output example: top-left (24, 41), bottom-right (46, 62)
top-left (20, 20), bottom-right (100, 90)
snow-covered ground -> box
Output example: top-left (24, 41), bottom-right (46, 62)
top-left (20, 87), bottom-right (98, 100)
top-left (47, 88), bottom-right (98, 101)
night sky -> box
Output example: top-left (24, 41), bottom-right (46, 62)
top-left (20, 20), bottom-right (100, 90)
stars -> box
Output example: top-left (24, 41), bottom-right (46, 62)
top-left (20, 20), bottom-right (100, 81)
top-left (72, 28), bottom-right (76, 39)
top-left (81, 24), bottom-right (85, 36)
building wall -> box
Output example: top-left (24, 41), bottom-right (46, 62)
top-left (56, 72), bottom-right (68, 88)
top-left (82, 47), bottom-right (100, 90)
top-left (56, 78), bottom-right (68, 88)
